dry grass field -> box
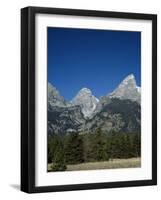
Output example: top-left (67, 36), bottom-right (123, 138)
top-left (48, 157), bottom-right (141, 172)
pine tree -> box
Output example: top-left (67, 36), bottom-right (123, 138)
top-left (132, 133), bottom-right (141, 157)
top-left (64, 133), bottom-right (84, 164)
top-left (89, 128), bottom-right (109, 161)
top-left (49, 135), bottom-right (67, 171)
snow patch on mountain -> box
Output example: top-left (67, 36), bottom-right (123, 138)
top-left (136, 86), bottom-right (141, 93)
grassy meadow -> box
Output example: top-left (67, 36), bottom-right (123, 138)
top-left (48, 157), bottom-right (141, 172)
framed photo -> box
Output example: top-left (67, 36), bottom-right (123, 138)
top-left (21, 6), bottom-right (157, 193)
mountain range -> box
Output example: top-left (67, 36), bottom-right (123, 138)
top-left (48, 74), bottom-right (141, 135)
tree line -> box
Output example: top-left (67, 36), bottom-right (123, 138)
top-left (48, 129), bottom-right (141, 171)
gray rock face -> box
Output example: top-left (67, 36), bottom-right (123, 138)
top-left (48, 82), bottom-right (66, 107)
top-left (90, 96), bottom-right (111, 118)
top-left (47, 74), bottom-right (141, 135)
top-left (71, 88), bottom-right (99, 118)
top-left (48, 82), bottom-right (86, 135)
top-left (108, 74), bottom-right (141, 103)
top-left (48, 105), bottom-right (86, 135)
top-left (84, 98), bottom-right (141, 133)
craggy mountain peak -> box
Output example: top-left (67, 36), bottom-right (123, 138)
top-left (108, 74), bottom-right (141, 103)
top-left (71, 87), bottom-right (99, 118)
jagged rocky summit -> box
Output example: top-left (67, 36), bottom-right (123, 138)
top-left (108, 74), bottom-right (141, 103)
top-left (48, 74), bottom-right (141, 135)
top-left (71, 87), bottom-right (99, 118)
top-left (48, 82), bottom-right (67, 107)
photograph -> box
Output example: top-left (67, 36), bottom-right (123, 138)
top-left (47, 27), bottom-right (141, 172)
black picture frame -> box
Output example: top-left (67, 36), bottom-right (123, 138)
top-left (21, 6), bottom-right (157, 193)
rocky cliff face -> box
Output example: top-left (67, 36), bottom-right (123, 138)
top-left (48, 105), bottom-right (86, 135)
top-left (71, 88), bottom-right (99, 118)
top-left (108, 74), bottom-right (141, 103)
top-left (48, 83), bottom-right (67, 107)
top-left (84, 98), bottom-right (141, 133)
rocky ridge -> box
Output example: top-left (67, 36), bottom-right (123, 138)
top-left (48, 74), bottom-right (141, 135)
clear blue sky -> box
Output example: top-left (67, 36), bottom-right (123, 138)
top-left (48, 27), bottom-right (141, 101)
